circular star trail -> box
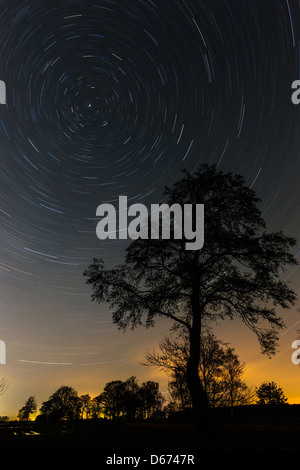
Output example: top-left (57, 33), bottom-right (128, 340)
top-left (0, 0), bottom-right (299, 416)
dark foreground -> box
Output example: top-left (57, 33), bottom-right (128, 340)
top-left (1, 405), bottom-right (300, 454)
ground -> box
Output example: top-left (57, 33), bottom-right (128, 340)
top-left (0, 405), bottom-right (300, 454)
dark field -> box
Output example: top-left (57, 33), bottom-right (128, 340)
top-left (1, 405), bottom-right (300, 454)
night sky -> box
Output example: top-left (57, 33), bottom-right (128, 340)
top-left (0, 0), bottom-right (299, 418)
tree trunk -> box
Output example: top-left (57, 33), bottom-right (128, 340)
top-left (186, 324), bottom-right (208, 426)
top-left (186, 266), bottom-right (209, 425)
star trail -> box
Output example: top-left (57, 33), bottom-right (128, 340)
top-left (0, 0), bottom-right (299, 417)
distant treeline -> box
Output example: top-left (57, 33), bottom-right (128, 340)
top-left (13, 373), bottom-right (290, 424)
top-left (18, 376), bottom-right (165, 423)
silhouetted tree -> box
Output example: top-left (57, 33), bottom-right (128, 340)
top-left (144, 330), bottom-right (253, 412)
top-left (97, 377), bottom-right (163, 421)
top-left (122, 376), bottom-right (141, 421)
top-left (91, 394), bottom-right (104, 419)
top-left (255, 381), bottom-right (288, 405)
top-left (39, 386), bottom-right (80, 421)
top-left (215, 348), bottom-right (254, 414)
top-left (99, 380), bottom-right (126, 420)
top-left (143, 330), bottom-right (192, 413)
top-left (17, 396), bottom-right (37, 421)
top-left (84, 164), bottom-right (298, 425)
top-left (167, 377), bottom-right (191, 413)
top-left (199, 333), bottom-right (231, 408)
top-left (79, 394), bottom-right (92, 419)
top-left (143, 331), bottom-right (189, 384)
top-left (138, 381), bottom-right (165, 419)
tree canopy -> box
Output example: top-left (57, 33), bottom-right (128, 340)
top-left (255, 381), bottom-right (288, 406)
top-left (18, 396), bottom-right (37, 421)
top-left (143, 330), bottom-right (254, 414)
top-left (39, 386), bottom-right (79, 421)
top-left (96, 376), bottom-right (164, 421)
